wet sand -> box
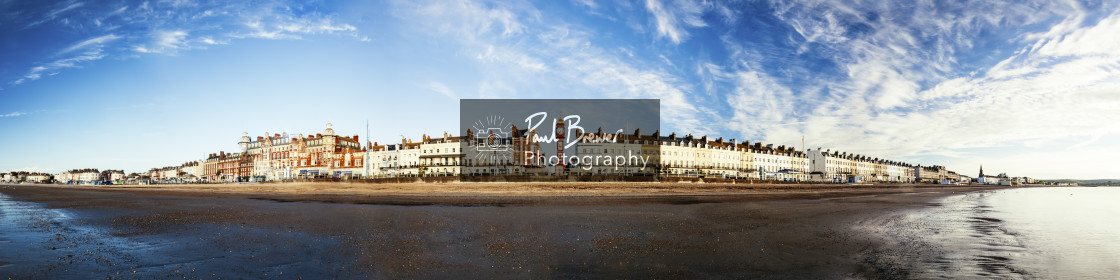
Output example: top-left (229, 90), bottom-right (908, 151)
top-left (0, 183), bottom-right (1012, 278)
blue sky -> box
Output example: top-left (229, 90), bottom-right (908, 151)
top-left (2, 0), bottom-right (1118, 179)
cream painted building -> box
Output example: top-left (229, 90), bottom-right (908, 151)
top-left (809, 149), bottom-right (854, 183)
top-left (26, 173), bottom-right (51, 183)
top-left (709, 139), bottom-right (740, 177)
top-left (752, 147), bottom-right (782, 179)
top-left (736, 142), bottom-right (757, 179)
top-left (419, 133), bottom-right (464, 176)
top-left (78, 169), bottom-right (101, 184)
top-left (370, 140), bottom-right (421, 177)
top-left (810, 149), bottom-right (915, 183)
top-left (658, 133), bottom-right (701, 175)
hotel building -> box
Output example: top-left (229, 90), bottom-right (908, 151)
top-left (239, 123), bottom-right (365, 180)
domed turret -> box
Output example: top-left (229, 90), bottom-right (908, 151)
top-left (238, 132), bottom-right (251, 151)
top-left (324, 123), bottom-right (335, 136)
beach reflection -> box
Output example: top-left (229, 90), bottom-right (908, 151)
top-left (985, 187), bottom-right (1120, 278)
top-left (884, 187), bottom-right (1120, 278)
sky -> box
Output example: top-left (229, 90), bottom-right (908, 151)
top-left (1, 0), bottom-right (1118, 179)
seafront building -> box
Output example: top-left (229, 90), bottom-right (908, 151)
top-left (36, 122), bottom-right (1021, 185)
top-left (976, 165), bottom-right (1023, 186)
top-left (419, 133), bottom-right (464, 176)
top-left (201, 151), bottom-right (248, 182)
top-left (56, 169), bottom-right (103, 184)
top-left (808, 149), bottom-right (915, 183)
top-left (655, 133), bottom-right (809, 180)
top-left (2, 172), bottom-right (54, 184)
top-left (222, 124), bottom-right (367, 181)
top-left (103, 170), bottom-right (126, 184)
top-left (915, 165), bottom-right (947, 183)
top-left (25, 173), bottom-right (51, 183)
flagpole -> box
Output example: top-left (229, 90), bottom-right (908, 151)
top-left (365, 120), bottom-right (370, 179)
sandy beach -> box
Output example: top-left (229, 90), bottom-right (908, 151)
top-left (1, 182), bottom-right (1014, 278)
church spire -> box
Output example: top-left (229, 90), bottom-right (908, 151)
top-left (979, 164), bottom-right (984, 177)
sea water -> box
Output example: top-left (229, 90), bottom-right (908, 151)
top-left (883, 187), bottom-right (1120, 278)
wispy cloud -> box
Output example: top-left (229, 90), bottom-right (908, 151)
top-left (574, 0), bottom-right (597, 10)
top-left (6, 1), bottom-right (367, 85)
top-left (394, 0), bottom-right (712, 135)
top-left (233, 15), bottom-right (358, 40)
top-left (13, 38), bottom-right (110, 85)
top-left (59, 34), bottom-right (121, 54)
top-left (723, 68), bottom-right (798, 142)
top-left (426, 82), bottom-right (458, 99)
top-left (11, 33), bottom-right (120, 85)
top-left (25, 1), bottom-right (86, 28)
top-left (475, 45), bottom-right (547, 71)
top-left (644, 0), bottom-right (707, 44)
top-left (1, 112), bottom-right (28, 118)
top-left (132, 30), bottom-right (190, 54)
top-left (198, 36), bottom-right (227, 45)
top-left (157, 30), bottom-right (188, 49)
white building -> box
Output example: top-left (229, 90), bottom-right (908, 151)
top-left (56, 171), bottom-right (75, 184)
top-left (26, 173), bottom-right (51, 183)
top-left (658, 134), bottom-right (702, 175)
top-left (709, 139), bottom-right (740, 177)
top-left (810, 149), bottom-right (856, 183)
top-left (369, 139), bottom-right (421, 177)
top-left (77, 169), bottom-right (102, 184)
top-left (419, 133), bottom-right (464, 176)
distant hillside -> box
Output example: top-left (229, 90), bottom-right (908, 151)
top-left (1041, 179), bottom-right (1120, 187)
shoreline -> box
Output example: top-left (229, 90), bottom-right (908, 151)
top-left (14, 181), bottom-right (1028, 194)
top-left (4, 182), bottom-right (1027, 206)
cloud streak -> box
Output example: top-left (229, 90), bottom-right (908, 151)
top-left (644, 0), bottom-right (707, 44)
top-left (427, 82), bottom-right (458, 99)
top-left (59, 34), bottom-right (121, 54)
top-left (393, 0), bottom-right (712, 135)
top-left (6, 1), bottom-right (367, 86)
top-left (24, 1), bottom-right (86, 28)
top-left (0, 112), bottom-right (28, 118)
